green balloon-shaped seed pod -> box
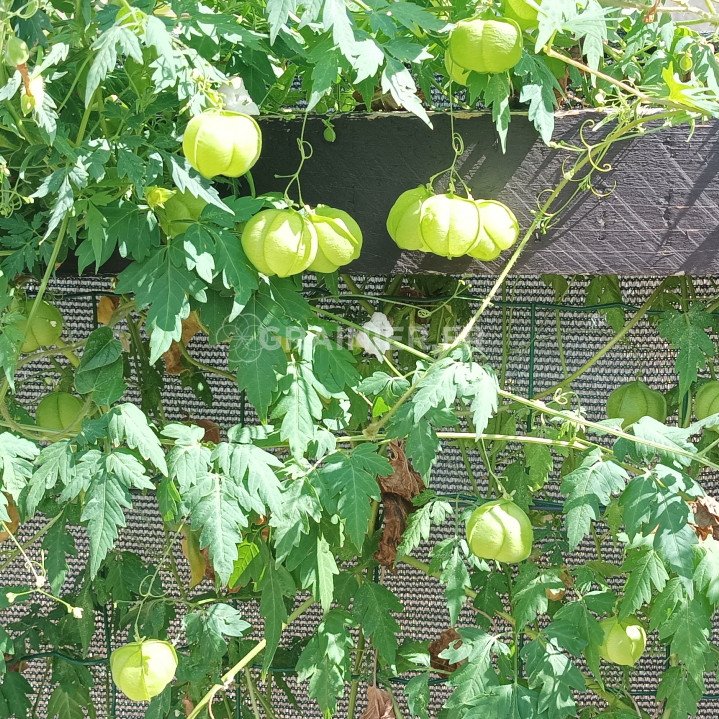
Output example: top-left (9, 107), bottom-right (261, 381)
top-left (419, 193), bottom-right (483, 258)
top-left (35, 392), bottom-right (85, 432)
top-left (153, 189), bottom-right (207, 238)
top-left (502, 0), bottom-right (540, 29)
top-left (468, 200), bottom-right (520, 261)
top-left (111, 639), bottom-right (178, 702)
top-left (598, 617), bottom-right (646, 666)
top-left (4, 36), bottom-right (30, 66)
top-left (606, 380), bottom-right (667, 428)
top-left (448, 18), bottom-right (523, 75)
top-left (466, 498), bottom-right (534, 563)
top-left (16, 299), bottom-right (63, 354)
top-left (386, 185), bottom-right (434, 251)
top-left (241, 208), bottom-right (318, 278)
top-left (183, 110), bottom-right (262, 179)
top-left (307, 205), bottom-right (363, 273)
top-left (695, 380), bottom-right (719, 427)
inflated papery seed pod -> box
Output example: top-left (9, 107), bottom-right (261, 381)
top-left (183, 110), bottom-right (262, 179)
top-left (467, 200), bottom-right (520, 261)
top-left (241, 208), bottom-right (317, 277)
top-left (598, 617), bottom-right (646, 666)
top-left (111, 640), bottom-right (178, 701)
top-left (419, 193), bottom-right (483, 258)
top-left (307, 205), bottom-right (363, 273)
top-left (386, 185), bottom-right (433, 251)
top-left (447, 18), bottom-right (523, 75)
top-left (35, 392), bottom-right (84, 432)
top-left (606, 380), bottom-right (667, 427)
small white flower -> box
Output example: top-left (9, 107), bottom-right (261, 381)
top-left (6, 592), bottom-right (16, 604)
top-left (354, 312), bottom-right (394, 360)
top-left (71, 606), bottom-right (84, 619)
top-left (218, 77), bottom-right (259, 115)
top-left (34, 575), bottom-right (46, 589)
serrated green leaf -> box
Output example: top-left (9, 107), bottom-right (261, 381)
top-left (619, 546), bottom-right (669, 617)
top-left (353, 581), bottom-right (402, 664)
top-left (560, 448), bottom-right (627, 550)
top-left (260, 561), bottom-right (295, 671)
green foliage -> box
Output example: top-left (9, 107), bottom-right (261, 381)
top-left (0, 0), bottom-right (718, 716)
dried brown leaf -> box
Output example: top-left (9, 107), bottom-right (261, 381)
top-left (194, 418), bottom-right (221, 444)
top-left (360, 686), bottom-right (395, 719)
top-left (691, 495), bottom-right (719, 540)
top-left (96, 295), bottom-right (119, 326)
top-left (429, 628), bottom-right (462, 674)
top-left (163, 311), bottom-right (205, 375)
top-left (375, 495), bottom-right (412, 568)
top-left (375, 442), bottom-right (425, 569)
top-left (378, 441), bottom-right (424, 499)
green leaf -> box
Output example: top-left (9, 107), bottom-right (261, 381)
top-left (272, 359), bottom-right (323, 460)
top-left (484, 73), bottom-right (511, 152)
top-left (85, 25), bottom-right (143, 106)
top-left (440, 543), bottom-right (470, 626)
top-left (444, 631), bottom-right (501, 709)
top-left (657, 666), bottom-right (703, 719)
top-left (26, 440), bottom-right (74, 516)
top-left (405, 674), bottom-right (430, 719)
top-left (546, 600), bottom-right (603, 656)
top-left (108, 404), bottom-right (167, 475)
top-left (229, 293), bottom-right (288, 420)
top-left (210, 226), bottom-right (258, 305)
top-left (266, 0), bottom-right (298, 42)
top-left (317, 445), bottom-right (387, 549)
top-left (75, 327), bottom-right (126, 404)
top-left (296, 610), bottom-right (353, 715)
top-left (524, 438), bottom-right (553, 492)
top-left (221, 440), bottom-right (285, 515)
top-left (381, 59), bottom-right (431, 125)
top-left (560, 449), bottom-right (628, 550)
top-left (43, 513), bottom-right (76, 593)
top-left (406, 419), bottom-right (440, 477)
top-left (0, 432), bottom-right (39, 503)
top-left (515, 54), bottom-right (559, 143)
top-left (47, 665), bottom-right (95, 719)
top-left (585, 275), bottom-right (625, 332)
top-left (0, 672), bottom-right (33, 718)
top-left (184, 472), bottom-right (250, 585)
top-left (619, 546), bottom-right (669, 618)
top-left (658, 303), bottom-right (715, 401)
top-left (185, 603), bottom-right (250, 663)
top-left (522, 639), bottom-right (584, 719)
top-left (398, 499), bottom-right (453, 557)
top-left (353, 581), bottom-right (402, 664)
top-left (513, 565), bottom-right (565, 629)
top-left (164, 423), bottom-right (212, 494)
top-left (260, 560), bottom-right (295, 671)
top-left (463, 683), bottom-right (537, 719)
top-left (694, 538), bottom-right (719, 604)
top-left (312, 340), bottom-right (360, 394)
top-left (658, 596), bottom-right (712, 676)
top-left (615, 418), bottom-right (696, 467)
top-left (81, 466), bottom-right (132, 577)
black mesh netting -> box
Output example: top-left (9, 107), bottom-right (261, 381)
top-left (1, 274), bottom-right (717, 718)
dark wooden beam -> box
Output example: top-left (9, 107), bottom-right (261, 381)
top-left (249, 111), bottom-right (719, 276)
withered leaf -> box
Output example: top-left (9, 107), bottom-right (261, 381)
top-left (96, 295), bottom-right (119, 326)
top-left (163, 311), bottom-right (205, 375)
top-left (429, 628), bottom-right (462, 674)
top-left (375, 442), bottom-right (425, 569)
top-left (360, 686), bottom-right (395, 719)
top-left (691, 495), bottom-right (719, 540)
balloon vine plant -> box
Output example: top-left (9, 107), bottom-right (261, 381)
top-left (1, 0), bottom-right (719, 718)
